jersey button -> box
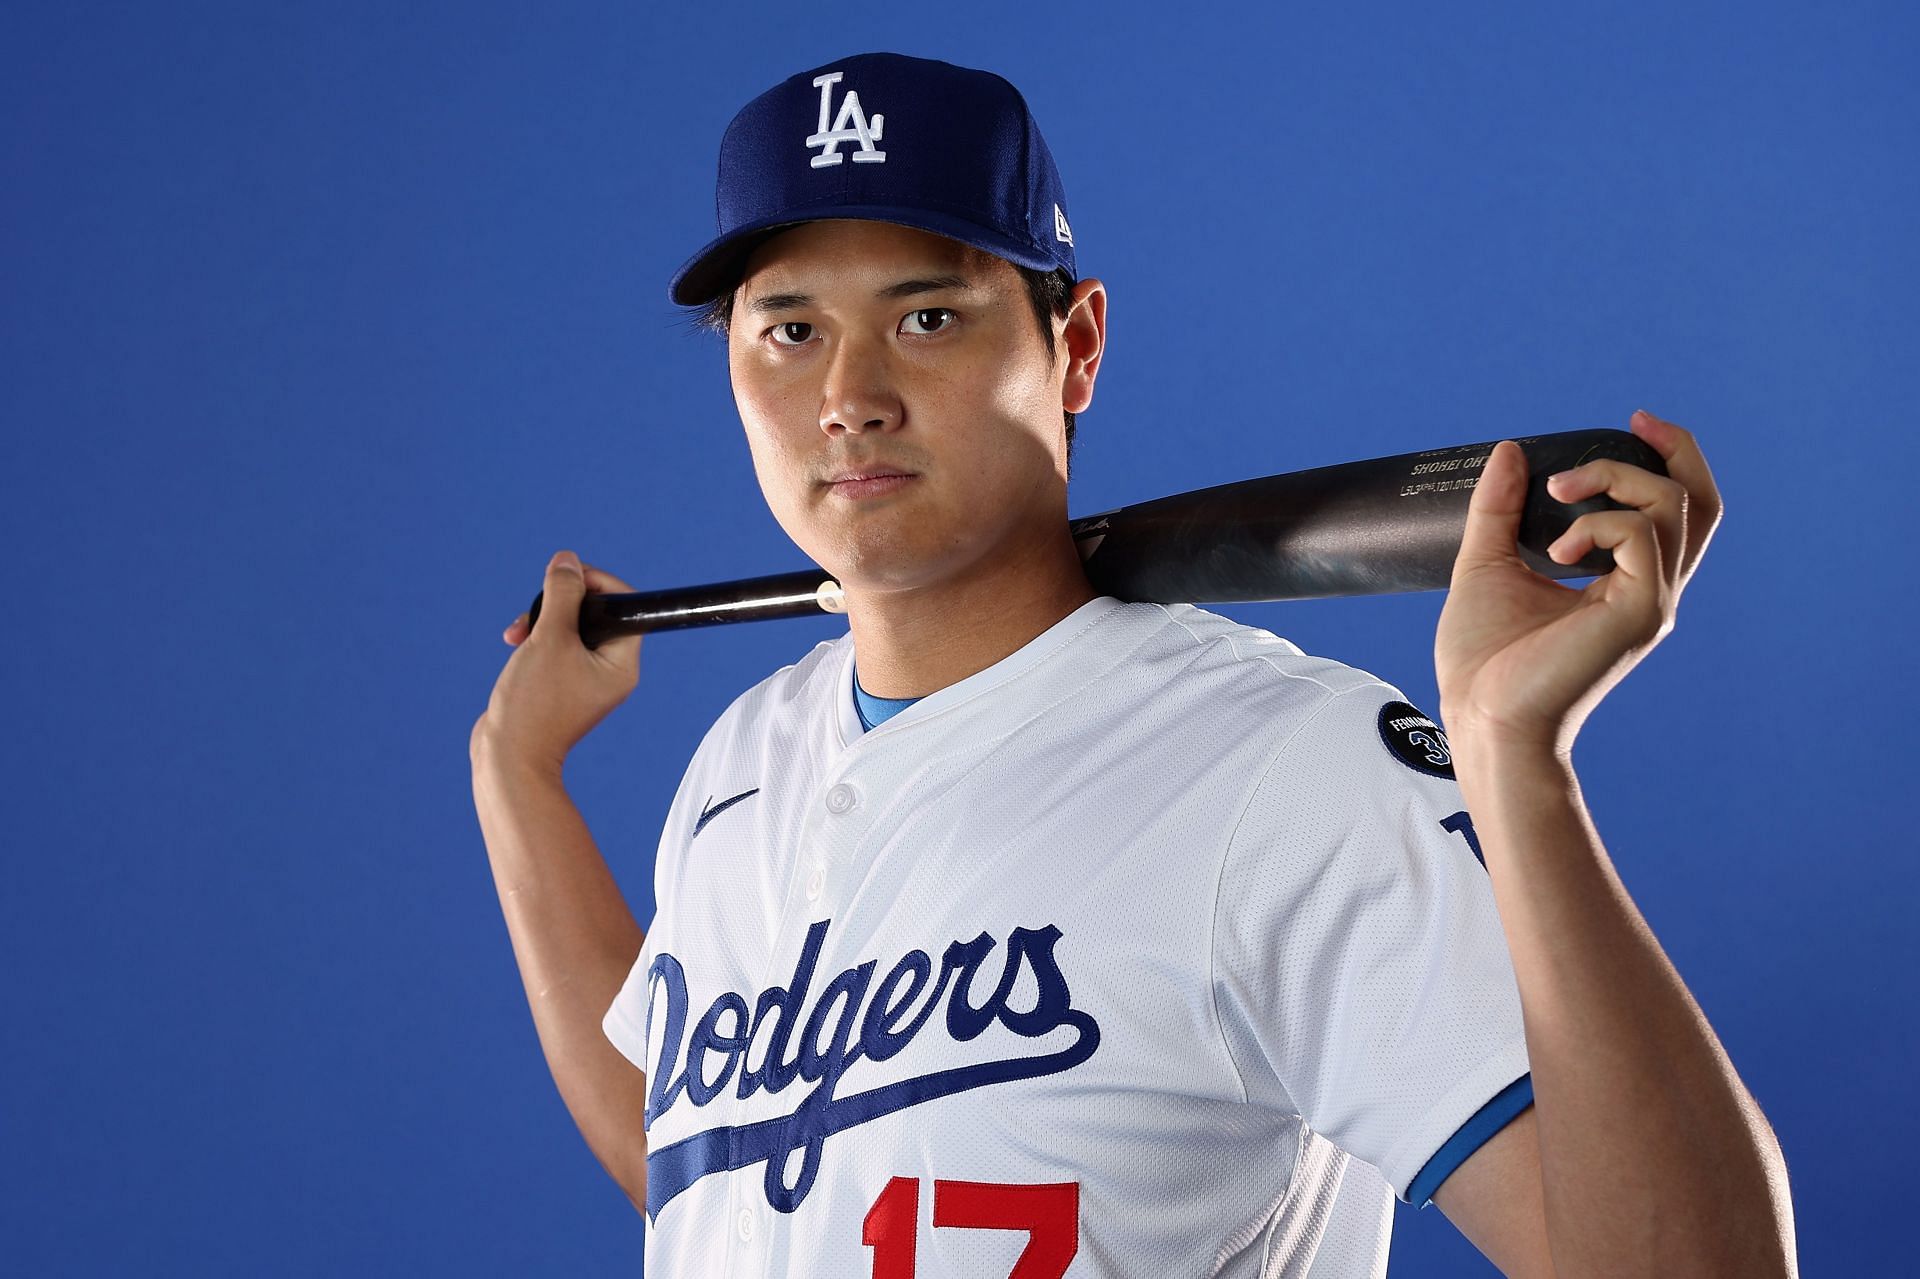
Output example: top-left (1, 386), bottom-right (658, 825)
top-left (805, 864), bottom-right (826, 900)
top-left (824, 782), bottom-right (858, 814)
top-left (736, 1207), bottom-right (755, 1241)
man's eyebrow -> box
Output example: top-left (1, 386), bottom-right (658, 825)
top-left (744, 274), bottom-right (979, 316)
top-left (746, 291), bottom-right (813, 317)
top-left (876, 274), bottom-right (976, 300)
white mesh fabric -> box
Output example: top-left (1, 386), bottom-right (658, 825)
top-left (601, 598), bottom-right (1529, 1276)
top-left (1211, 679), bottom-right (1531, 1201)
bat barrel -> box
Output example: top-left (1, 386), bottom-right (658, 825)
top-left (1070, 429), bottom-right (1663, 602)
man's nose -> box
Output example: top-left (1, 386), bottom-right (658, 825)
top-left (818, 332), bottom-right (902, 435)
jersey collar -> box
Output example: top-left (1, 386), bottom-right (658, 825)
top-left (832, 595), bottom-right (1130, 748)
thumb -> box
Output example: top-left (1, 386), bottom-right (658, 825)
top-left (533, 549), bottom-right (588, 638)
top-left (1454, 440), bottom-right (1528, 569)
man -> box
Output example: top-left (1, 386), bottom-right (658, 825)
top-left (471, 52), bottom-right (1796, 1276)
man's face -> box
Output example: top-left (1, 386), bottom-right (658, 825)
top-left (726, 219), bottom-right (1078, 596)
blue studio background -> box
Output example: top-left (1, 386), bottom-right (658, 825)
top-left (4, 3), bottom-right (1911, 1274)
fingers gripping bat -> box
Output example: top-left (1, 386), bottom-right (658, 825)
top-left (526, 429), bottom-right (1665, 650)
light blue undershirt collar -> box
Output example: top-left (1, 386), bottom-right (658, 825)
top-left (852, 661), bottom-right (924, 732)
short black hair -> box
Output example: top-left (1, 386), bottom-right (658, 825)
top-left (691, 259), bottom-right (1082, 469)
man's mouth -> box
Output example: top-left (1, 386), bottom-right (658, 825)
top-left (823, 471), bottom-right (918, 499)
top-left (825, 466), bottom-right (915, 483)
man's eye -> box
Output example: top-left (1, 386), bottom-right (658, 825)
top-left (768, 322), bottom-right (814, 346)
top-left (901, 308), bottom-right (955, 335)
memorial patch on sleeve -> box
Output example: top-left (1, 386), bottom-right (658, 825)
top-left (1376, 700), bottom-right (1456, 780)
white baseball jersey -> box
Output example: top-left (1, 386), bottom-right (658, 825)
top-left (604, 595), bottom-right (1533, 1277)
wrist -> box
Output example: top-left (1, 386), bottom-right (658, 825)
top-left (1442, 710), bottom-right (1575, 776)
top-left (1441, 699), bottom-right (1572, 760)
top-left (1447, 732), bottom-right (1583, 814)
top-left (470, 718), bottom-right (568, 787)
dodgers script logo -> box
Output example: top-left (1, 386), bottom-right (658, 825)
top-left (807, 71), bottom-right (886, 168)
top-left (643, 918), bottom-right (1101, 1218)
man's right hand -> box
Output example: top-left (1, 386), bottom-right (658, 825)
top-left (471, 549), bottom-right (644, 774)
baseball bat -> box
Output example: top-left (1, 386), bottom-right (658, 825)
top-left (527, 428), bottom-right (1665, 650)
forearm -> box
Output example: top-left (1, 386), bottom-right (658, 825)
top-left (470, 735), bottom-right (651, 1206)
top-left (1454, 743), bottom-right (1796, 1277)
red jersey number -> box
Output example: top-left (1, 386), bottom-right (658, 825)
top-left (864, 1177), bottom-right (1080, 1278)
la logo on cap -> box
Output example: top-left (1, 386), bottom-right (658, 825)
top-left (807, 71), bottom-right (886, 168)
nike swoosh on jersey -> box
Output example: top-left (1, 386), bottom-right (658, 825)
top-left (692, 787), bottom-right (760, 839)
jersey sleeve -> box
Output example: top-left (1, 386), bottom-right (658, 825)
top-left (602, 927), bottom-right (658, 1073)
top-left (600, 693), bottom-right (740, 1075)
top-left (602, 757), bottom-right (702, 1075)
top-left (1210, 679), bottom-right (1533, 1206)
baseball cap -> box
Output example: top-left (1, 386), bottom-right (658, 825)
top-left (669, 52), bottom-right (1078, 307)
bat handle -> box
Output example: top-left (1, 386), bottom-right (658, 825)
top-left (526, 569), bottom-right (846, 650)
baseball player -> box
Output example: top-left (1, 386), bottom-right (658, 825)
top-left (471, 52), bottom-right (1796, 1277)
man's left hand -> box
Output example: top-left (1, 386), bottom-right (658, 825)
top-left (1435, 409), bottom-right (1724, 757)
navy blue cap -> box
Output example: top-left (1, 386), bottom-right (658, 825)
top-left (670, 52), bottom-right (1077, 306)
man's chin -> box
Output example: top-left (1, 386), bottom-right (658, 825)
top-left (815, 546), bottom-right (976, 600)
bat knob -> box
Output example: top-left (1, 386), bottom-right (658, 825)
top-left (1516, 431), bottom-right (1668, 576)
top-left (523, 588), bottom-right (615, 650)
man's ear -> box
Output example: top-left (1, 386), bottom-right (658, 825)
top-left (1060, 278), bottom-right (1107, 415)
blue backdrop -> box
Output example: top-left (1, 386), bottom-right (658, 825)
top-left (4, 3), bottom-right (1911, 1273)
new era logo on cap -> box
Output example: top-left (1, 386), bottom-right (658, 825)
top-left (669, 52), bottom-right (1079, 306)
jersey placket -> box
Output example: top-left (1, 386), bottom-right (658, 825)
top-left (727, 728), bottom-right (891, 1273)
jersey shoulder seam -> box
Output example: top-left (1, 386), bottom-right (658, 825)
top-left (1158, 607), bottom-right (1370, 699)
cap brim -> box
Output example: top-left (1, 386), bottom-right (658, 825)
top-left (668, 205), bottom-right (1061, 307)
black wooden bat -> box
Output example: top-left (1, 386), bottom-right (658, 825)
top-left (527, 429), bottom-right (1664, 649)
